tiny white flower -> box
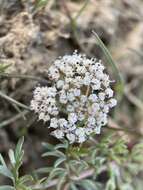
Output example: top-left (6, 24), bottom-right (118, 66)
top-left (52, 129), bottom-right (64, 139)
top-left (103, 105), bottom-right (109, 113)
top-left (58, 118), bottom-right (68, 128)
top-left (50, 118), bottom-right (58, 128)
top-left (39, 112), bottom-right (50, 122)
top-left (105, 88), bottom-right (113, 98)
top-left (80, 95), bottom-right (87, 104)
top-left (98, 92), bottom-right (105, 101)
top-left (88, 117), bottom-right (96, 125)
top-left (68, 113), bottom-right (78, 124)
top-left (66, 133), bottom-right (76, 144)
top-left (83, 75), bottom-right (91, 85)
top-left (75, 128), bottom-right (85, 136)
top-left (56, 80), bottom-right (64, 89)
top-left (78, 135), bottom-right (86, 143)
top-left (67, 92), bottom-right (75, 101)
top-left (85, 128), bottom-right (93, 135)
top-left (67, 105), bottom-right (75, 112)
top-left (94, 126), bottom-right (101, 134)
top-left (78, 113), bottom-right (85, 121)
top-left (109, 98), bottom-right (117, 108)
top-left (73, 101), bottom-right (80, 108)
top-left (91, 78), bottom-right (101, 90)
top-left (89, 94), bottom-right (98, 102)
top-left (73, 88), bottom-right (81, 97)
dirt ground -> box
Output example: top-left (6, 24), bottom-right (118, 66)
top-left (0, 0), bottom-right (143, 185)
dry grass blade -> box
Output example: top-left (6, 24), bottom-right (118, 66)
top-left (0, 73), bottom-right (49, 84)
top-left (0, 91), bottom-right (30, 111)
top-left (74, 0), bottom-right (90, 21)
top-left (0, 111), bottom-right (29, 129)
top-left (92, 31), bottom-right (124, 99)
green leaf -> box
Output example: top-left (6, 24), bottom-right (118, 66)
top-left (8, 149), bottom-right (16, 165)
top-left (0, 64), bottom-right (11, 72)
top-left (0, 186), bottom-right (15, 190)
top-left (35, 167), bottom-right (53, 174)
top-left (42, 142), bottom-right (54, 151)
top-left (0, 154), bottom-right (7, 166)
top-left (19, 175), bottom-right (33, 184)
top-left (105, 178), bottom-right (116, 190)
top-left (54, 157), bottom-right (66, 168)
top-left (57, 173), bottom-right (67, 190)
top-left (0, 165), bottom-right (13, 179)
top-left (79, 179), bottom-right (97, 190)
top-left (131, 142), bottom-right (143, 162)
top-left (15, 136), bottom-right (24, 161)
top-left (48, 168), bottom-right (66, 181)
top-left (92, 31), bottom-right (124, 98)
top-left (70, 183), bottom-right (78, 190)
top-left (54, 142), bottom-right (69, 150)
top-left (42, 150), bottom-right (65, 158)
top-left (35, 0), bottom-right (49, 9)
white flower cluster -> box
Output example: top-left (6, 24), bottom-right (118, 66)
top-left (31, 51), bottom-right (117, 143)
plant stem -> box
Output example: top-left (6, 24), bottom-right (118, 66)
top-left (0, 110), bottom-right (29, 128)
top-left (0, 72), bottom-right (49, 84)
top-left (0, 91), bottom-right (30, 110)
top-left (31, 169), bottom-right (94, 189)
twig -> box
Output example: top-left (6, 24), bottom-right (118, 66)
top-left (31, 169), bottom-right (94, 189)
top-left (74, 0), bottom-right (89, 21)
top-left (0, 110), bottom-right (29, 128)
top-left (71, 169), bottom-right (94, 181)
top-left (63, 183), bottom-right (70, 190)
top-left (108, 118), bottom-right (142, 137)
top-left (0, 72), bottom-right (49, 84)
top-left (0, 91), bottom-right (30, 110)
top-left (124, 87), bottom-right (143, 112)
top-left (11, 103), bottom-right (27, 120)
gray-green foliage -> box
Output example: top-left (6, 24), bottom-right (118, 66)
top-left (0, 137), bottom-right (33, 190)
top-left (0, 64), bottom-right (11, 73)
top-left (0, 134), bottom-right (143, 190)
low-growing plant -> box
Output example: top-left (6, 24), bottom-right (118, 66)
top-left (0, 134), bottom-right (143, 190)
top-left (0, 33), bottom-right (143, 190)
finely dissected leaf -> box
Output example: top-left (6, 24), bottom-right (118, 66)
top-left (70, 183), bottom-right (78, 190)
top-left (54, 142), bottom-right (69, 150)
top-left (35, 0), bottom-right (49, 8)
top-left (15, 136), bottom-right (24, 161)
top-left (79, 179), bottom-right (97, 190)
top-left (0, 165), bottom-right (13, 179)
top-left (0, 154), bottom-right (7, 166)
top-left (0, 186), bottom-right (15, 190)
top-left (36, 167), bottom-right (53, 174)
top-left (92, 31), bottom-right (124, 97)
top-left (19, 175), bottom-right (33, 184)
top-left (8, 149), bottom-right (16, 165)
top-left (42, 142), bottom-right (54, 151)
top-left (131, 142), bottom-right (143, 162)
top-left (91, 149), bottom-right (97, 165)
top-left (57, 173), bottom-right (67, 190)
top-left (48, 168), bottom-right (67, 181)
top-left (42, 150), bottom-right (65, 158)
top-left (105, 178), bottom-right (116, 190)
top-left (0, 64), bottom-right (11, 72)
top-left (120, 184), bottom-right (134, 190)
top-left (76, 161), bottom-right (89, 174)
top-left (54, 157), bottom-right (66, 168)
